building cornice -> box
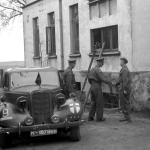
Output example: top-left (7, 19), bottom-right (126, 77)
top-left (23, 0), bottom-right (43, 9)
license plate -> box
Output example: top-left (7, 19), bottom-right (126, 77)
top-left (30, 129), bottom-right (57, 137)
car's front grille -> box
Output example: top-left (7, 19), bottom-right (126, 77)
top-left (31, 91), bottom-right (53, 124)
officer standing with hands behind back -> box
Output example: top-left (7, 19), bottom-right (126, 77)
top-left (88, 57), bottom-right (112, 122)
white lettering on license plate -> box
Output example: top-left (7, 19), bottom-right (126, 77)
top-left (30, 129), bottom-right (57, 137)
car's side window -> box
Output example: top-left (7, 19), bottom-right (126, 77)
top-left (0, 69), bottom-right (3, 88)
top-left (3, 73), bottom-right (9, 88)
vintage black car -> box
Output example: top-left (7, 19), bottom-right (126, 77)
top-left (0, 67), bottom-right (83, 147)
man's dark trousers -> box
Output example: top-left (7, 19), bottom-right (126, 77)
top-left (119, 91), bottom-right (131, 120)
top-left (89, 82), bottom-right (104, 121)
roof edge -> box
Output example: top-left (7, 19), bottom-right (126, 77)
top-left (23, 0), bottom-right (43, 9)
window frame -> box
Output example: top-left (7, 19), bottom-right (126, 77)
top-left (46, 12), bottom-right (56, 57)
top-left (89, 0), bottom-right (117, 20)
top-left (33, 17), bottom-right (40, 58)
top-left (69, 3), bottom-right (80, 55)
top-left (90, 25), bottom-right (119, 53)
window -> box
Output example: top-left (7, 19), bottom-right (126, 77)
top-left (90, 1), bottom-right (99, 19)
top-left (70, 4), bottom-right (80, 54)
top-left (91, 25), bottom-right (118, 51)
top-left (46, 12), bottom-right (56, 56)
top-left (109, 0), bottom-right (117, 15)
top-left (89, 0), bottom-right (117, 19)
top-left (33, 17), bottom-right (40, 57)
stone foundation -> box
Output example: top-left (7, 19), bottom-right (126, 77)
top-left (75, 71), bottom-right (150, 111)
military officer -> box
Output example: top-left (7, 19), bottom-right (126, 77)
top-left (88, 57), bottom-right (112, 122)
top-left (116, 57), bottom-right (131, 122)
top-left (63, 59), bottom-right (76, 98)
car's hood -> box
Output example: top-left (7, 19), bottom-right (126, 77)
top-left (10, 85), bottom-right (60, 93)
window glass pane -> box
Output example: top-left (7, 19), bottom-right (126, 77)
top-left (48, 12), bottom-right (55, 26)
top-left (112, 26), bottom-right (118, 49)
top-left (47, 12), bottom-right (56, 56)
top-left (33, 17), bottom-right (40, 57)
top-left (93, 29), bottom-right (102, 49)
top-left (99, 1), bottom-right (107, 18)
top-left (91, 25), bottom-right (118, 51)
top-left (103, 27), bottom-right (110, 49)
top-left (90, 2), bottom-right (99, 19)
top-left (109, 0), bottom-right (117, 15)
top-left (70, 4), bottom-right (80, 54)
top-left (46, 27), bottom-right (56, 55)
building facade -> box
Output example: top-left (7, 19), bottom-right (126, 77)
top-left (23, 0), bottom-right (150, 110)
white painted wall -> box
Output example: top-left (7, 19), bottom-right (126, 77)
top-left (23, 0), bottom-right (62, 69)
top-left (131, 0), bottom-right (150, 71)
top-left (23, 0), bottom-right (133, 73)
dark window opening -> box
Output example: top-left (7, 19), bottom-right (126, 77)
top-left (91, 25), bottom-right (118, 52)
top-left (46, 12), bottom-right (56, 56)
top-left (33, 17), bottom-right (40, 57)
top-left (70, 4), bottom-right (80, 54)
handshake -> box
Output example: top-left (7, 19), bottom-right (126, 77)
top-left (108, 80), bottom-right (119, 87)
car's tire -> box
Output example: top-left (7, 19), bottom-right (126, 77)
top-left (57, 128), bottom-right (64, 137)
top-left (70, 126), bottom-right (81, 142)
top-left (0, 133), bottom-right (12, 148)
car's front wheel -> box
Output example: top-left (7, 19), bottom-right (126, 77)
top-left (70, 126), bottom-right (81, 141)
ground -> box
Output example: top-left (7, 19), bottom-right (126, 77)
top-left (5, 110), bottom-right (150, 150)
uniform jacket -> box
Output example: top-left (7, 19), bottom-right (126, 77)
top-left (117, 65), bottom-right (131, 93)
top-left (63, 67), bottom-right (76, 93)
top-left (88, 66), bottom-right (110, 85)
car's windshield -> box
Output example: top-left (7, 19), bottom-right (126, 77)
top-left (10, 70), bottom-right (60, 89)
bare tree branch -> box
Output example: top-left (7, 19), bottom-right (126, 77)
top-left (0, 4), bottom-right (22, 14)
top-left (0, 0), bottom-right (26, 28)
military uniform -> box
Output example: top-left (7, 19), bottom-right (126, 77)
top-left (88, 59), bottom-right (111, 121)
top-left (63, 66), bottom-right (76, 97)
top-left (117, 59), bottom-right (131, 121)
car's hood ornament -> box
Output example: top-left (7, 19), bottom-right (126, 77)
top-left (35, 72), bottom-right (41, 87)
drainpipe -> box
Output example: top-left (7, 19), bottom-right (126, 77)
top-left (59, 0), bottom-right (64, 70)
top-left (130, 0), bottom-right (136, 71)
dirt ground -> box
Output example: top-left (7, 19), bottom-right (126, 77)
top-left (5, 110), bottom-right (150, 150)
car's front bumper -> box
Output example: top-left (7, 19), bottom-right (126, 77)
top-left (0, 120), bottom-right (84, 135)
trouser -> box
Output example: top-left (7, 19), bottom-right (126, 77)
top-left (119, 91), bottom-right (131, 120)
top-left (88, 83), bottom-right (104, 121)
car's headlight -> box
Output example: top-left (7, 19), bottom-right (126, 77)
top-left (69, 102), bottom-right (81, 114)
top-left (24, 116), bottom-right (33, 126)
top-left (51, 115), bottom-right (60, 124)
top-left (16, 96), bottom-right (27, 111)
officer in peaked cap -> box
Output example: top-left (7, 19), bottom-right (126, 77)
top-left (88, 57), bottom-right (112, 122)
top-left (63, 59), bottom-right (77, 98)
top-left (96, 57), bottom-right (104, 62)
top-left (68, 59), bottom-right (76, 64)
top-left (116, 57), bottom-right (131, 122)
top-left (120, 57), bottom-right (128, 64)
